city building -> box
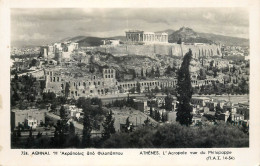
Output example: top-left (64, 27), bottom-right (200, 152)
top-left (11, 109), bottom-right (48, 129)
top-left (191, 97), bottom-right (210, 107)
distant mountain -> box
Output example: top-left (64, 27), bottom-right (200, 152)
top-left (58, 27), bottom-right (249, 47)
top-left (168, 27), bottom-right (213, 44)
top-left (197, 32), bottom-right (249, 46)
top-left (77, 37), bottom-right (107, 47)
top-left (60, 36), bottom-right (87, 43)
top-left (109, 36), bottom-right (126, 41)
top-left (167, 27), bottom-right (249, 46)
top-left (155, 29), bottom-right (175, 35)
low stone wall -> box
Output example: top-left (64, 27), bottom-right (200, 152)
top-left (87, 43), bottom-right (222, 58)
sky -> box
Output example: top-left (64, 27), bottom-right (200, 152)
top-left (11, 8), bottom-right (249, 46)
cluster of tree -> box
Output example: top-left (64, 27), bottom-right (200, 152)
top-left (82, 98), bottom-right (117, 147)
top-left (128, 82), bottom-right (141, 94)
top-left (149, 106), bottom-right (168, 122)
top-left (164, 64), bottom-right (177, 77)
top-left (37, 92), bottom-right (67, 111)
top-left (106, 95), bottom-right (135, 109)
top-left (11, 75), bottom-right (41, 108)
top-left (76, 97), bottom-right (105, 130)
top-left (101, 122), bottom-right (249, 148)
top-left (29, 59), bottom-right (40, 68)
top-left (194, 79), bottom-right (249, 95)
top-left (139, 66), bottom-right (161, 79)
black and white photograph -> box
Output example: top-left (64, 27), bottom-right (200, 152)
top-left (9, 8), bottom-right (250, 149)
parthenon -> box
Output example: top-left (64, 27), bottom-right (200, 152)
top-left (125, 30), bottom-right (168, 44)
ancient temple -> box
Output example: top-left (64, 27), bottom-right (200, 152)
top-left (125, 30), bottom-right (168, 44)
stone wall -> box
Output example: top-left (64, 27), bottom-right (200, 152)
top-left (89, 43), bottom-right (221, 58)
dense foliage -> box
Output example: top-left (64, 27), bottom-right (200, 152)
top-left (101, 123), bottom-right (249, 148)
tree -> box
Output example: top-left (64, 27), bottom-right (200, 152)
top-left (69, 122), bottom-right (75, 135)
top-left (227, 113), bottom-right (232, 124)
top-left (155, 66), bottom-right (160, 77)
top-left (154, 86), bottom-right (160, 93)
top-left (149, 105), bottom-right (153, 117)
top-left (239, 77), bottom-right (249, 94)
top-left (145, 69), bottom-right (148, 77)
top-left (165, 65), bottom-right (172, 75)
top-left (161, 112), bottom-right (167, 122)
top-left (210, 60), bottom-right (214, 70)
top-left (176, 49), bottom-right (193, 126)
top-left (82, 112), bottom-right (92, 147)
top-left (30, 59), bottom-right (38, 67)
top-left (65, 82), bottom-right (70, 98)
top-left (26, 127), bottom-right (35, 148)
top-left (14, 73), bottom-right (18, 80)
top-left (151, 67), bottom-right (155, 77)
top-left (198, 68), bottom-right (206, 80)
top-left (155, 110), bottom-right (161, 121)
top-left (51, 103), bottom-right (57, 112)
top-left (124, 117), bottom-right (133, 132)
top-left (129, 87), bottom-right (135, 94)
top-left (165, 95), bottom-right (173, 111)
top-left (141, 68), bottom-right (144, 77)
top-left (144, 117), bottom-right (150, 126)
top-left (132, 70), bottom-right (136, 80)
top-left (177, 38), bottom-right (182, 44)
top-left (213, 68), bottom-right (218, 78)
top-left (60, 105), bottom-right (66, 120)
top-left (102, 110), bottom-right (116, 140)
top-left (136, 82), bottom-right (141, 94)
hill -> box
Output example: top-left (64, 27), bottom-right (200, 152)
top-left (197, 32), bottom-right (249, 46)
top-left (155, 29), bottom-right (175, 35)
top-left (58, 27), bottom-right (249, 47)
top-left (167, 27), bottom-right (249, 46)
top-left (59, 36), bottom-right (126, 47)
top-left (168, 27), bottom-right (213, 44)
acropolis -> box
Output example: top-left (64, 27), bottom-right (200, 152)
top-left (125, 30), bottom-right (168, 44)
